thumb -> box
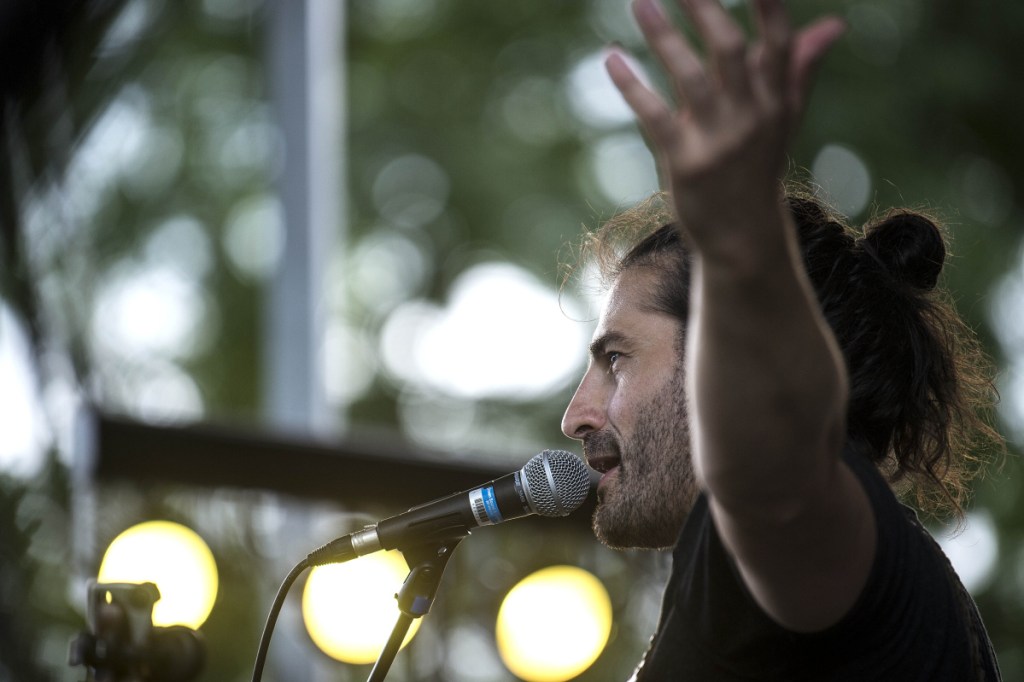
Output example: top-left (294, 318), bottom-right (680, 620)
top-left (789, 16), bottom-right (847, 121)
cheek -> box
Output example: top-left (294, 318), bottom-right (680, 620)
top-left (605, 380), bottom-right (643, 428)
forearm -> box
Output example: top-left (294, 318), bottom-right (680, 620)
top-left (603, 0), bottom-right (872, 630)
top-left (687, 210), bottom-right (849, 519)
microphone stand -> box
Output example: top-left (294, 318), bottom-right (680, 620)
top-left (367, 536), bottom-right (464, 682)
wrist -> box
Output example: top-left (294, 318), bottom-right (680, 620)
top-left (686, 209), bottom-right (799, 282)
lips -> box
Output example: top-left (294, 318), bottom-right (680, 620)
top-left (583, 433), bottom-right (621, 494)
top-left (584, 454), bottom-right (621, 497)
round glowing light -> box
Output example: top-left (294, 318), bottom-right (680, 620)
top-left (98, 521), bottom-right (218, 629)
top-left (302, 550), bottom-right (421, 664)
top-left (496, 565), bottom-right (612, 682)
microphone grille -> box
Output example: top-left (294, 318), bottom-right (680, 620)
top-left (523, 450), bottom-right (591, 517)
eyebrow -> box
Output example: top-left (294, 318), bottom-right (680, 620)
top-left (589, 331), bottom-right (630, 359)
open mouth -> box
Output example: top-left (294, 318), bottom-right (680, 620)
top-left (586, 455), bottom-right (620, 474)
top-left (583, 434), bottom-right (621, 492)
top-left (586, 455), bottom-right (622, 493)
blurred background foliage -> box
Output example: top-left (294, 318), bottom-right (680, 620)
top-left (1, 0), bottom-right (1023, 680)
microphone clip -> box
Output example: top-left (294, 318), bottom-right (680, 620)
top-left (368, 536), bottom-right (464, 681)
top-left (395, 537), bottom-right (463, 618)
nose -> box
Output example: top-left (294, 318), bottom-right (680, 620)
top-left (561, 368), bottom-right (607, 440)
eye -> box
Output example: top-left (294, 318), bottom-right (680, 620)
top-left (606, 351), bottom-right (623, 368)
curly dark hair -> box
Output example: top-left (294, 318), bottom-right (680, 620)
top-left (566, 190), bottom-right (1004, 519)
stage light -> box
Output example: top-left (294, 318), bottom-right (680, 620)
top-left (496, 565), bottom-right (612, 682)
top-left (302, 550), bottom-right (422, 664)
top-left (97, 520), bottom-right (218, 629)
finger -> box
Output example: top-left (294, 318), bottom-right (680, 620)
top-left (631, 0), bottom-right (713, 117)
top-left (788, 16), bottom-right (846, 119)
top-left (605, 50), bottom-right (677, 147)
top-left (751, 0), bottom-right (792, 94)
top-left (680, 0), bottom-right (752, 102)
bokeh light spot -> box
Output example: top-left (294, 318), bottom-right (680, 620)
top-left (222, 194), bottom-right (285, 281)
top-left (811, 143), bottom-right (872, 218)
top-left (372, 154), bottom-right (450, 230)
top-left (937, 510), bottom-right (1000, 594)
top-left (0, 306), bottom-right (49, 477)
top-left (302, 551), bottom-right (421, 664)
top-left (566, 52), bottom-right (636, 129)
top-left (379, 262), bottom-right (589, 400)
top-left (588, 132), bottom-right (659, 206)
top-left (91, 262), bottom-right (206, 360)
top-left (496, 565), bottom-right (612, 682)
top-left (98, 521), bottom-right (218, 629)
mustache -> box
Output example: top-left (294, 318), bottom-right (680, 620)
top-left (582, 431), bottom-right (620, 459)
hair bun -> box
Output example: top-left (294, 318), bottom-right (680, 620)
top-left (788, 195), bottom-right (854, 252)
top-left (862, 213), bottom-right (945, 290)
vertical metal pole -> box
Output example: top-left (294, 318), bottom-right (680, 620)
top-left (266, 1), bottom-right (345, 679)
top-left (265, 0), bottom-right (344, 435)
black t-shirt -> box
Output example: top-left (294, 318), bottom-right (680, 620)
top-left (635, 446), bottom-right (1000, 681)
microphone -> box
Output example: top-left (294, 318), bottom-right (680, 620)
top-left (307, 450), bottom-right (590, 565)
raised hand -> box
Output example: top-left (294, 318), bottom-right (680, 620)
top-left (606, 0), bottom-right (845, 263)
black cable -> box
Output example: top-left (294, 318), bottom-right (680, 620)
top-left (251, 558), bottom-right (309, 682)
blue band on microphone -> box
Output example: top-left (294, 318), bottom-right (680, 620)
top-left (481, 486), bottom-right (503, 523)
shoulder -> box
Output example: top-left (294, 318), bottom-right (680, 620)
top-left (652, 443), bottom-right (997, 680)
top-left (813, 445), bottom-right (997, 679)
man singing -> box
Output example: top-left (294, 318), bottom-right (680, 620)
top-left (561, 0), bottom-right (1004, 678)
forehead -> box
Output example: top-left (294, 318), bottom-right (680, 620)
top-left (592, 268), bottom-right (681, 351)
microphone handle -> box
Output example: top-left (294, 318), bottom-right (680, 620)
top-left (377, 469), bottom-right (534, 549)
top-left (308, 470), bottom-right (534, 566)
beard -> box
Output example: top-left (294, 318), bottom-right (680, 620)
top-left (586, 364), bottom-right (696, 550)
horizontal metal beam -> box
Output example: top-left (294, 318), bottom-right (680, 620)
top-left (77, 409), bottom-right (595, 529)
